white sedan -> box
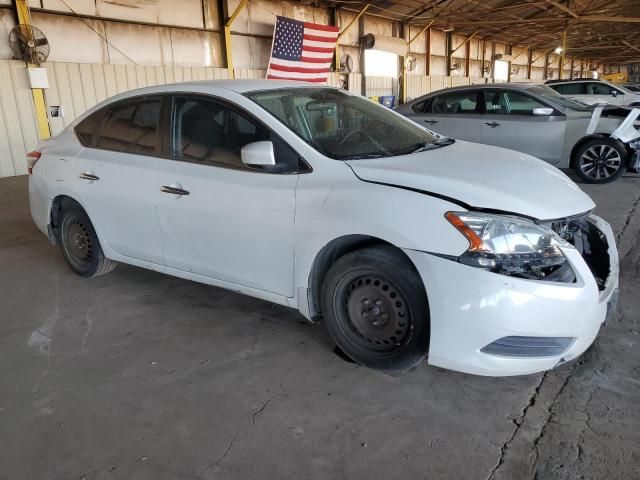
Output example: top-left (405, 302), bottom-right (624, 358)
top-left (29, 80), bottom-right (619, 376)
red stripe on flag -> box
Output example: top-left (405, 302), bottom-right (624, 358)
top-left (300, 56), bottom-right (332, 63)
top-left (267, 74), bottom-right (327, 83)
top-left (269, 63), bottom-right (330, 74)
top-left (302, 45), bottom-right (335, 54)
top-left (303, 33), bottom-right (337, 43)
top-left (303, 22), bottom-right (339, 32)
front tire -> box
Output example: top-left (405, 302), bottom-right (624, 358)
top-left (58, 204), bottom-right (116, 277)
top-left (321, 246), bottom-right (429, 371)
top-left (573, 137), bottom-right (628, 184)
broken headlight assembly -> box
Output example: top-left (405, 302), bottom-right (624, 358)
top-left (445, 212), bottom-right (575, 281)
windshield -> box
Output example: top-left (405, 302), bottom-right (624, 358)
top-left (246, 88), bottom-right (445, 160)
top-left (525, 85), bottom-right (593, 111)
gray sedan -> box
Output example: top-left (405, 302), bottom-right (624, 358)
top-left (395, 83), bottom-right (640, 183)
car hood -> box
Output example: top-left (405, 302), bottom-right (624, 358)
top-left (346, 140), bottom-right (595, 220)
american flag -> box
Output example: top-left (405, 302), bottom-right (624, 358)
top-left (266, 16), bottom-right (339, 83)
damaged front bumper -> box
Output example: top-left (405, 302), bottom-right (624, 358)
top-left (589, 106), bottom-right (640, 172)
top-left (404, 213), bottom-right (619, 377)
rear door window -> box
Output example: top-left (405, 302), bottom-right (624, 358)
top-left (552, 83), bottom-right (586, 95)
top-left (427, 91), bottom-right (481, 114)
top-left (97, 98), bottom-right (163, 155)
top-left (411, 99), bottom-right (431, 113)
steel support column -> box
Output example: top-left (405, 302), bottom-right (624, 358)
top-left (223, 0), bottom-right (248, 79)
top-left (13, 0), bottom-right (50, 139)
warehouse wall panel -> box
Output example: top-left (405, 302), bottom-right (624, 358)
top-left (8, 60), bottom-right (232, 142)
top-left (366, 76), bottom-right (393, 97)
top-left (0, 61), bottom-right (39, 177)
top-left (0, 9), bottom-right (16, 60)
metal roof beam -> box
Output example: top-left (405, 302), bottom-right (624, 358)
top-left (545, 0), bottom-right (580, 18)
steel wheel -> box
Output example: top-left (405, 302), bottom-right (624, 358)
top-left (57, 203), bottom-right (116, 277)
top-left (337, 273), bottom-right (413, 353)
top-left (579, 144), bottom-right (622, 181)
top-left (62, 215), bottom-right (94, 269)
top-left (321, 246), bottom-right (429, 370)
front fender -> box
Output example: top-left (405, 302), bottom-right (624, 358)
top-left (293, 162), bottom-right (470, 316)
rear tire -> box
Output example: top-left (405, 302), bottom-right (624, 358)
top-left (58, 204), bottom-right (116, 277)
top-left (321, 246), bottom-right (429, 371)
top-left (573, 137), bottom-right (628, 184)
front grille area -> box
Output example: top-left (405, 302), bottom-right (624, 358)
top-left (481, 336), bottom-right (574, 357)
top-left (546, 215), bottom-right (611, 291)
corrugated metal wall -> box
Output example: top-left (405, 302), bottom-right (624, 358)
top-left (43, 62), bottom-right (230, 135)
top-left (0, 61), bottom-right (39, 178)
top-left (0, 60), bottom-right (232, 177)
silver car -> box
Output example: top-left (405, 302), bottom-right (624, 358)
top-left (396, 83), bottom-right (640, 184)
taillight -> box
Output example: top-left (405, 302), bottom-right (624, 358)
top-left (27, 151), bottom-right (41, 174)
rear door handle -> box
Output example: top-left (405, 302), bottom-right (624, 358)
top-left (484, 121), bottom-right (500, 128)
top-left (161, 185), bottom-right (190, 196)
top-left (79, 172), bottom-right (100, 181)
top-left (423, 119), bottom-right (438, 125)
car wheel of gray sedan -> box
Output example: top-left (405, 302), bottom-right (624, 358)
top-left (573, 137), bottom-right (628, 184)
top-left (321, 246), bottom-right (429, 371)
top-left (59, 203), bottom-right (117, 277)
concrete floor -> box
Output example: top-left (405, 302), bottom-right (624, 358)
top-left (1, 173), bottom-right (639, 480)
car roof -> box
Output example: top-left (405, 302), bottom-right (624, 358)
top-left (545, 78), bottom-right (595, 84)
top-left (101, 79), bottom-right (334, 102)
top-left (546, 78), bottom-right (614, 85)
top-left (408, 82), bottom-right (543, 98)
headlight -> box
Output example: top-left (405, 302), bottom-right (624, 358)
top-left (445, 211), bottom-right (575, 280)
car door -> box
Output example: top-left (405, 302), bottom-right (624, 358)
top-left (405, 90), bottom-right (483, 142)
top-left (481, 89), bottom-right (566, 164)
top-left (154, 95), bottom-right (298, 297)
top-left (75, 95), bottom-right (165, 264)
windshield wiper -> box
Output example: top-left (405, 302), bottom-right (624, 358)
top-left (339, 152), bottom-right (388, 160)
top-left (411, 138), bottom-right (455, 154)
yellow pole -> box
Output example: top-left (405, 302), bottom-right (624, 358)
top-left (224, 0), bottom-right (249, 80)
top-left (15, 0), bottom-right (50, 139)
top-left (335, 4), bottom-right (370, 71)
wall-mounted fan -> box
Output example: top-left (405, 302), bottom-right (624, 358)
top-left (339, 54), bottom-right (353, 73)
top-left (405, 54), bottom-right (417, 72)
top-left (8, 25), bottom-right (50, 64)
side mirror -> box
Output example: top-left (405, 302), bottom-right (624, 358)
top-left (611, 90), bottom-right (618, 97)
top-left (532, 107), bottom-right (554, 116)
top-left (241, 141), bottom-right (275, 167)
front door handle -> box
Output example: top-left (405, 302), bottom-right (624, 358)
top-left (79, 172), bottom-right (100, 181)
top-left (161, 185), bottom-right (190, 196)
top-left (484, 121), bottom-right (500, 128)
top-left (423, 119), bottom-right (438, 125)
